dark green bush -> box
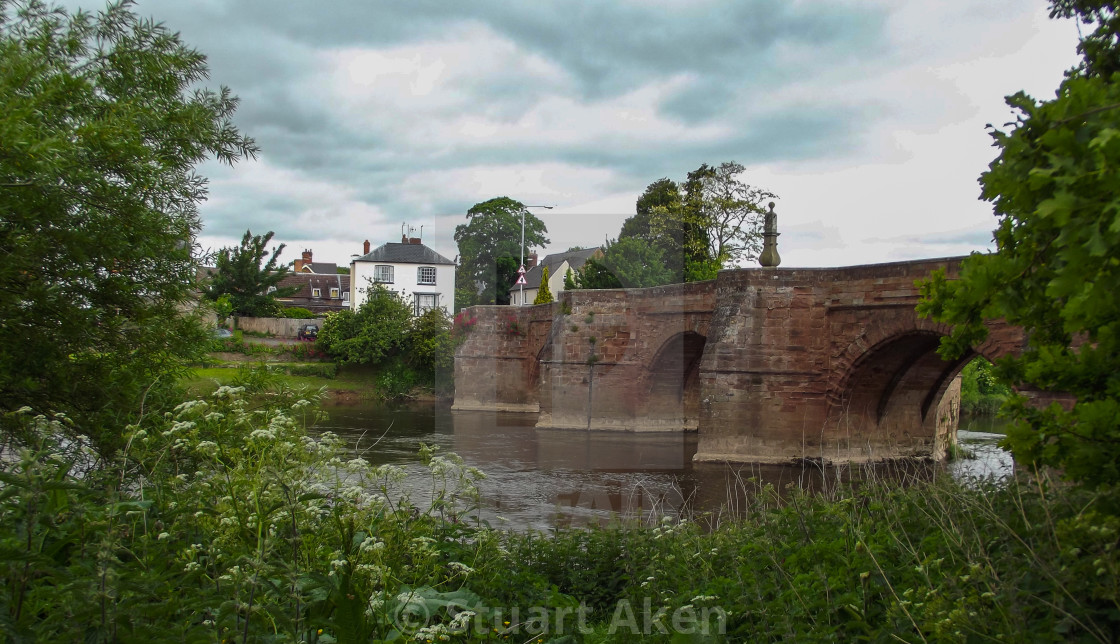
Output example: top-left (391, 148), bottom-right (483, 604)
top-left (278, 306), bottom-right (316, 319)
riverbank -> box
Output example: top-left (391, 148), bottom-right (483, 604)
top-left (191, 337), bottom-right (447, 403)
top-left (2, 387), bottom-right (1114, 642)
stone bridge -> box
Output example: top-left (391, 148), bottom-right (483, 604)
top-left (453, 257), bottom-right (1026, 464)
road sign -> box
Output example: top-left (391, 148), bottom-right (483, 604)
top-left (515, 274), bottom-right (528, 285)
top-left (517, 265), bottom-right (526, 274)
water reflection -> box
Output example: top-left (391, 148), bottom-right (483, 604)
top-left (316, 402), bottom-right (1013, 531)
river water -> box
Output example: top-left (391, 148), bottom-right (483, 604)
top-left (316, 402), bottom-right (1014, 531)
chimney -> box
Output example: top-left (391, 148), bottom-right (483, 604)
top-left (528, 252), bottom-right (538, 269)
top-left (401, 234), bottom-right (408, 243)
top-left (363, 239), bottom-right (370, 255)
top-left (409, 237), bottom-right (422, 245)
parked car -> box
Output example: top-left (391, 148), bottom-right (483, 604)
top-left (297, 324), bottom-right (318, 341)
top-left (212, 328), bottom-right (233, 339)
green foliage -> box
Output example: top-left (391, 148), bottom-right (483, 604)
top-left (0, 0), bottom-right (256, 450)
top-left (514, 475), bottom-right (1120, 641)
top-left (575, 237), bottom-right (676, 289)
top-left (918, 4), bottom-right (1120, 487)
top-left (208, 335), bottom-right (274, 357)
top-left (278, 306), bottom-right (316, 319)
top-left (317, 283), bottom-right (412, 366)
top-left (583, 162), bottom-right (776, 291)
top-left (625, 177), bottom-right (686, 282)
top-left (534, 266), bottom-right (554, 304)
top-left (407, 306), bottom-right (454, 378)
top-left (691, 161), bottom-right (777, 266)
top-left (317, 287), bottom-right (453, 397)
top-left (959, 358), bottom-right (1012, 415)
top-left (454, 197), bottom-right (550, 307)
top-left (375, 357), bottom-right (419, 399)
top-left (0, 392), bottom-right (1117, 641)
top-left (563, 268), bottom-right (577, 291)
top-left (0, 389), bottom-right (500, 641)
top-left (213, 293), bottom-right (234, 322)
top-left (282, 362), bottom-right (338, 379)
top-left (206, 230), bottom-right (300, 317)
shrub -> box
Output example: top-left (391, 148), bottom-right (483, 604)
top-left (959, 358), bottom-right (1012, 416)
top-left (317, 284), bottom-right (411, 366)
top-left (0, 393), bottom-right (1117, 641)
top-left (278, 306), bottom-right (316, 319)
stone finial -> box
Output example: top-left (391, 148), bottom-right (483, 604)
top-left (758, 202), bottom-right (781, 268)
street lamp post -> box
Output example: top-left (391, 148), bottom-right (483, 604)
top-left (520, 205), bottom-right (553, 305)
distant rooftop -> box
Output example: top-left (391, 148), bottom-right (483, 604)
top-left (354, 242), bottom-right (455, 266)
top-left (299, 262), bottom-right (339, 274)
top-left (519, 247), bottom-right (602, 287)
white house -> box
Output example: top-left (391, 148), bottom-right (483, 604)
top-left (351, 237), bottom-right (455, 314)
top-left (510, 247), bottom-right (602, 305)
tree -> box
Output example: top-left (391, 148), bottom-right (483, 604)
top-left (317, 283), bottom-right (412, 366)
top-left (0, 0), bottom-right (257, 448)
top-left (694, 161), bottom-right (777, 266)
top-left (454, 197), bottom-right (549, 308)
top-left (213, 294), bottom-right (234, 326)
top-left (409, 307), bottom-right (454, 376)
top-left (918, 0), bottom-right (1120, 487)
top-left (622, 178), bottom-right (685, 282)
top-left (563, 268), bottom-right (577, 291)
top-left (573, 237), bottom-right (674, 289)
top-left (622, 163), bottom-right (776, 285)
top-left (205, 230), bottom-right (299, 317)
top-left (533, 266), bottom-right (554, 304)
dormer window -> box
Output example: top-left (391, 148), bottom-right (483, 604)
top-left (330, 288), bottom-right (339, 299)
top-left (312, 288), bottom-right (321, 298)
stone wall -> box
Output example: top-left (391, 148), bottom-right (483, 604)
top-left (452, 304), bottom-right (556, 412)
top-left (235, 317), bottom-right (324, 338)
top-left (535, 282), bottom-right (716, 431)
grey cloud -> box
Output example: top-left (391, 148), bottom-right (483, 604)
top-left (95, 0), bottom-right (923, 247)
top-left (869, 227), bottom-right (997, 247)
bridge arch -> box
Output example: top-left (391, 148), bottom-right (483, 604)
top-left (643, 331), bottom-right (707, 430)
top-left (830, 326), bottom-right (1013, 458)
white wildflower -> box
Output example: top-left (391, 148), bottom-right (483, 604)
top-left (448, 561), bottom-right (474, 576)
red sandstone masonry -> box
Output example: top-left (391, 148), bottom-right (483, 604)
top-left (453, 258), bottom-right (1028, 464)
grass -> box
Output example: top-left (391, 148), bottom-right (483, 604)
top-left (185, 363), bottom-right (376, 398)
top-left (2, 387), bottom-right (1117, 642)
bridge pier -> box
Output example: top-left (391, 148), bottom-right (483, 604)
top-left (452, 258), bottom-right (1025, 465)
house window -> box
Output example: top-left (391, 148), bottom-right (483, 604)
top-left (417, 266), bottom-right (436, 285)
top-left (343, 291), bottom-right (350, 302)
top-left (330, 288), bottom-right (339, 299)
top-left (415, 293), bottom-right (438, 315)
top-left (312, 288), bottom-right (321, 298)
top-left (374, 265), bottom-right (394, 283)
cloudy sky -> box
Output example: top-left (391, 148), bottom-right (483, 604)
top-left (90, 0), bottom-right (1082, 268)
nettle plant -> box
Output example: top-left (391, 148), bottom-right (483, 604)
top-left (0, 387), bottom-right (502, 642)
